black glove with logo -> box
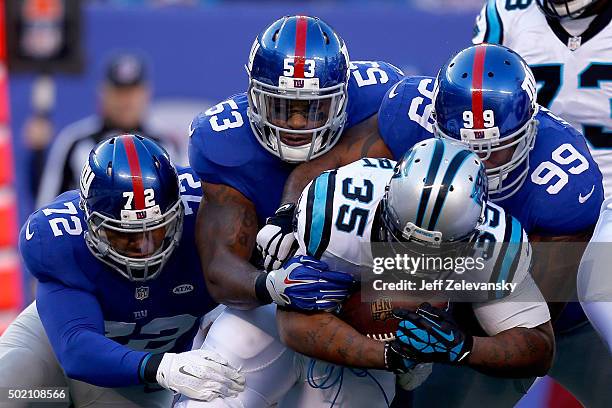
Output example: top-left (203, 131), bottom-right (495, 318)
top-left (388, 303), bottom-right (473, 367)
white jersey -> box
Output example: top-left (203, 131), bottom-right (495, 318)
top-left (296, 158), bottom-right (550, 335)
top-left (473, 0), bottom-right (612, 196)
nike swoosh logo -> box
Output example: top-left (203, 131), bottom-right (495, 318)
top-left (388, 82), bottom-right (401, 99)
top-left (178, 366), bottom-right (199, 379)
top-left (188, 121), bottom-right (196, 137)
top-left (25, 221), bottom-right (34, 241)
top-left (430, 326), bottom-right (454, 342)
top-left (284, 276), bottom-right (310, 285)
top-left (420, 313), bottom-right (455, 341)
top-left (579, 185), bottom-right (595, 204)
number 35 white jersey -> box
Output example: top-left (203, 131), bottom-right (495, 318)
top-left (473, 0), bottom-right (612, 196)
top-left (295, 158), bottom-right (550, 335)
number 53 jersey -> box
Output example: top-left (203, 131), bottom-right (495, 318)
top-left (378, 76), bottom-right (603, 235)
top-left (188, 61), bottom-right (403, 224)
top-left (473, 0), bottom-right (612, 196)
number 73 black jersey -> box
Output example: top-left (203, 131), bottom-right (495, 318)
top-left (473, 0), bottom-right (612, 195)
top-left (294, 159), bottom-right (550, 335)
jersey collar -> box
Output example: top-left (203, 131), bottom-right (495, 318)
top-left (545, 4), bottom-right (612, 50)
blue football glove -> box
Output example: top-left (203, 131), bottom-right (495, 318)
top-left (388, 303), bottom-right (473, 367)
top-left (265, 255), bottom-right (355, 311)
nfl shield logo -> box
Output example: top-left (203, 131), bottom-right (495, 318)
top-left (568, 36), bottom-right (581, 51)
top-left (135, 286), bottom-right (149, 300)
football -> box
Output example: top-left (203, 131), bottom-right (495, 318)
top-left (338, 289), bottom-right (448, 342)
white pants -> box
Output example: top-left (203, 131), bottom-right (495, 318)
top-left (0, 302), bottom-right (174, 408)
top-left (175, 304), bottom-right (395, 408)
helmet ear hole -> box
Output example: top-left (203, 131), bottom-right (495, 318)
top-left (106, 162), bottom-right (112, 177)
top-left (272, 29), bottom-right (280, 42)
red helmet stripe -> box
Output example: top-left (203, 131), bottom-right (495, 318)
top-left (471, 45), bottom-right (487, 129)
top-left (293, 16), bottom-right (308, 78)
top-left (122, 136), bottom-right (145, 210)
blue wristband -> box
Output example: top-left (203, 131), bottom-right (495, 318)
top-left (139, 353), bottom-right (153, 383)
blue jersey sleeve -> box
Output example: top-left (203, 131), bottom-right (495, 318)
top-left (36, 279), bottom-right (148, 387)
top-left (522, 109), bottom-right (604, 235)
top-left (377, 76), bottom-right (437, 160)
top-left (187, 94), bottom-right (292, 222)
top-left (19, 212), bottom-right (149, 387)
top-left (345, 61), bottom-right (404, 128)
top-left (188, 96), bottom-right (259, 203)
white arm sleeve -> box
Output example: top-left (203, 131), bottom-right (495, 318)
top-left (578, 198), bottom-right (612, 352)
top-left (472, 274), bottom-right (551, 336)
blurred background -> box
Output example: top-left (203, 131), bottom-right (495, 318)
top-left (0, 1), bottom-right (583, 406)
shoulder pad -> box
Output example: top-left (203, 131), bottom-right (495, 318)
top-left (475, 203), bottom-right (531, 296)
top-left (524, 109), bottom-right (604, 234)
top-left (19, 192), bottom-right (95, 290)
top-left (176, 166), bottom-right (203, 218)
top-left (377, 76), bottom-right (436, 160)
top-left (346, 61), bottom-right (404, 128)
top-left (188, 93), bottom-right (255, 168)
top-left (473, 0), bottom-right (531, 45)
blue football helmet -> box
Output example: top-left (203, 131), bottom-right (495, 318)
top-left (536, 0), bottom-right (605, 19)
top-left (246, 15), bottom-right (350, 162)
top-left (432, 43), bottom-right (538, 201)
top-left (80, 134), bottom-right (183, 281)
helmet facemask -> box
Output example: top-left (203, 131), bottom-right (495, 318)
top-left (536, 0), bottom-right (602, 19)
top-left (247, 75), bottom-right (348, 163)
top-left (83, 199), bottom-right (184, 281)
top-left (434, 108), bottom-right (539, 202)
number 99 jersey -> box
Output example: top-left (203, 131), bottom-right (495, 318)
top-left (378, 76), bottom-right (604, 235)
top-left (473, 0), bottom-right (612, 196)
top-left (294, 158), bottom-right (549, 335)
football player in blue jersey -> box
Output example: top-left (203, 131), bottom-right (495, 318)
top-left (188, 15), bottom-right (403, 312)
top-left (0, 135), bottom-right (244, 408)
top-left (261, 43), bottom-right (609, 406)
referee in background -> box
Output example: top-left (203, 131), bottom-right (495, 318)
top-left (36, 53), bottom-right (160, 207)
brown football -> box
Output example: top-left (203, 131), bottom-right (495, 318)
top-left (338, 289), bottom-right (448, 342)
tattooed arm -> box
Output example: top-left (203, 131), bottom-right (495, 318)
top-left (276, 308), bottom-right (386, 369)
top-left (196, 182), bottom-right (261, 309)
top-left (277, 308), bottom-right (554, 377)
top-left (281, 115), bottom-right (392, 205)
top-left (468, 322), bottom-right (554, 377)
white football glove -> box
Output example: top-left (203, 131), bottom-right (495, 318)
top-left (256, 203), bottom-right (298, 271)
top-left (156, 349), bottom-right (245, 401)
top-left (396, 363), bottom-right (433, 391)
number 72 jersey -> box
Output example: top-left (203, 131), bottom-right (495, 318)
top-left (378, 76), bottom-right (603, 235)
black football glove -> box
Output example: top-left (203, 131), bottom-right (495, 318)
top-left (388, 303), bottom-right (473, 367)
top-left (256, 203), bottom-right (299, 271)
